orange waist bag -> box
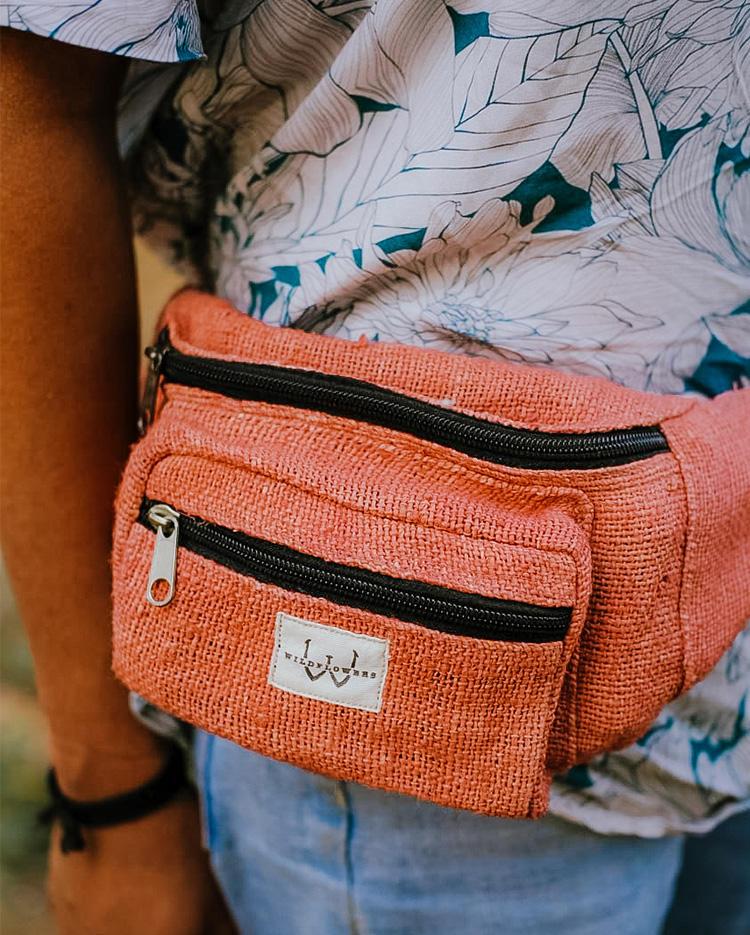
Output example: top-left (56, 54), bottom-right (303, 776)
top-left (112, 289), bottom-right (750, 818)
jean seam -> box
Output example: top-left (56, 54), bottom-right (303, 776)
top-left (200, 731), bottom-right (219, 852)
top-left (340, 782), bottom-right (361, 935)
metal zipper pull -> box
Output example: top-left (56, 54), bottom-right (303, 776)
top-left (146, 504), bottom-right (180, 606)
top-left (138, 329), bottom-right (171, 436)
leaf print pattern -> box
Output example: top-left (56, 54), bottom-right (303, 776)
top-left (8, 0), bottom-right (750, 836)
top-left (628, 0), bottom-right (749, 128)
top-left (652, 114), bottom-right (750, 270)
top-left (0, 0), bottom-right (204, 61)
top-left (369, 25), bottom-right (609, 217)
top-left (268, 0), bottom-right (458, 160)
top-left (448, 0), bottom-right (671, 37)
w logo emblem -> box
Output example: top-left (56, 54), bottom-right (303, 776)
top-left (301, 638), bottom-right (360, 687)
top-left (271, 613), bottom-right (389, 713)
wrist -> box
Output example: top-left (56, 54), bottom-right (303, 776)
top-left (48, 730), bottom-right (172, 800)
top-left (44, 745), bottom-right (187, 854)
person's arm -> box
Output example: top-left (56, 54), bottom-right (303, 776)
top-left (0, 28), bottom-right (235, 934)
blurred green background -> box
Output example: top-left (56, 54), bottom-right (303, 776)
top-left (1, 558), bottom-right (53, 935)
top-left (1, 241), bottom-right (181, 932)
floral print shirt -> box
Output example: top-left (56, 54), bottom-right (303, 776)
top-left (5, 0), bottom-right (749, 837)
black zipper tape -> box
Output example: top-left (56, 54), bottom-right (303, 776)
top-left (138, 499), bottom-right (572, 643)
top-left (154, 335), bottom-right (669, 470)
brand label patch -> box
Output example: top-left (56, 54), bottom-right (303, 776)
top-left (269, 612), bottom-right (389, 712)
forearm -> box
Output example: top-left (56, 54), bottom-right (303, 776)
top-left (0, 29), bottom-right (165, 795)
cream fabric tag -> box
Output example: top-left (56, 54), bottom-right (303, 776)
top-left (269, 612), bottom-right (389, 712)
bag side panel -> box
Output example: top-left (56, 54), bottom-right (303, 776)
top-left (662, 388), bottom-right (750, 689)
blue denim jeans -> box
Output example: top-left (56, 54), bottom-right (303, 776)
top-left (194, 731), bottom-right (750, 935)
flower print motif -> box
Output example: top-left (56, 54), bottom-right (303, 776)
top-left (708, 311), bottom-right (750, 363)
top-left (272, 1), bottom-right (654, 224)
top-left (216, 106), bottom-right (415, 287)
top-left (213, 199), bottom-right (307, 314)
top-left (651, 113), bottom-right (750, 271)
top-left (282, 196), bottom-right (663, 384)
top-left (168, 0), bottom-right (357, 160)
top-left (574, 115), bottom-right (749, 393)
top-left (123, 0), bottom-right (748, 409)
top-left (431, 245), bottom-right (666, 386)
top-left (282, 180), bottom-right (749, 393)
top-left (332, 0), bottom-right (457, 154)
top-left (602, 237), bottom-right (748, 393)
top-left (582, 162), bottom-right (749, 387)
top-left (715, 120), bottom-right (750, 268)
top-left (281, 197), bottom-right (550, 333)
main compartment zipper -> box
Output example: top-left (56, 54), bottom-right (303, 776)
top-left (140, 499), bottom-right (572, 643)
top-left (139, 330), bottom-right (670, 470)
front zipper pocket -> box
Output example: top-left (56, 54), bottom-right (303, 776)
top-left (114, 412), bottom-right (592, 819)
top-left (140, 498), bottom-right (572, 643)
top-left (140, 330), bottom-right (670, 470)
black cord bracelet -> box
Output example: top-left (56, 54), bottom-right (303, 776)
top-left (40, 745), bottom-right (186, 854)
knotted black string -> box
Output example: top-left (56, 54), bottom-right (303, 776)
top-left (40, 745), bottom-right (186, 854)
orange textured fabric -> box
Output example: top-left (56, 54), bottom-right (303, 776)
top-left (112, 290), bottom-right (750, 818)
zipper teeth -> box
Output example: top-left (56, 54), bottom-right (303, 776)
top-left (139, 502), bottom-right (571, 643)
top-left (192, 522), bottom-right (557, 628)
top-left (163, 350), bottom-right (669, 470)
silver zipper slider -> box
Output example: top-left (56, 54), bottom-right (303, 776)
top-left (146, 504), bottom-right (180, 606)
top-left (138, 329), bottom-right (171, 436)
